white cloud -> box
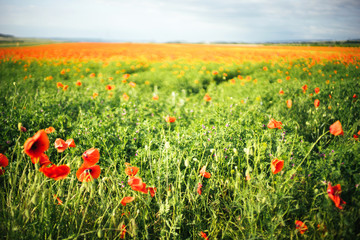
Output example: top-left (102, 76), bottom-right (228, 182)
top-left (0, 0), bottom-right (359, 42)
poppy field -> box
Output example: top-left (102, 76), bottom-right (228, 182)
top-left (0, 43), bottom-right (360, 239)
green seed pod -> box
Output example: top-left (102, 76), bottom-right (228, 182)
top-left (97, 229), bottom-right (103, 238)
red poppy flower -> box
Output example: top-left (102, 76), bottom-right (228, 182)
top-left (40, 164), bottom-right (70, 180)
top-left (65, 139), bottom-right (76, 148)
top-left (128, 177), bottom-right (148, 194)
top-left (354, 134), bottom-right (358, 140)
top-left (125, 166), bottom-right (139, 177)
top-left (31, 153), bottom-right (52, 167)
top-left (120, 196), bottom-right (135, 206)
top-left (89, 73), bottom-right (95, 78)
top-left (82, 148), bottom-right (100, 167)
top-left (327, 183), bottom-right (346, 209)
top-left (295, 220), bottom-right (308, 234)
top-left (45, 127), bottom-right (55, 134)
top-left (302, 84), bottom-right (308, 93)
top-left (129, 82), bottom-right (136, 88)
top-left (152, 95), bottom-right (159, 101)
top-left (0, 153), bottom-right (9, 175)
top-left (76, 81), bottom-right (82, 86)
top-left (24, 130), bottom-right (50, 158)
top-left (358, 130), bottom-right (360, 135)
top-left (315, 87), bottom-right (320, 94)
top-left (353, 94), bottom-right (357, 99)
top-left (286, 99), bottom-right (292, 108)
top-left (204, 93), bottom-right (212, 102)
top-left (200, 231), bottom-right (209, 240)
top-left (57, 82), bottom-right (64, 88)
top-left (54, 138), bottom-right (68, 153)
top-left (120, 225), bottom-right (126, 239)
top-left (271, 159), bottom-right (284, 174)
top-left (314, 99), bottom-right (320, 108)
top-left (128, 176), bottom-right (143, 186)
top-left (330, 120), bottom-right (344, 136)
top-left (76, 164), bottom-right (101, 182)
top-left (267, 118), bottom-right (282, 129)
top-left (147, 187), bottom-right (157, 197)
top-left (105, 85), bottom-right (114, 90)
top-left (279, 90), bottom-right (284, 95)
top-left (197, 183), bottom-right (203, 195)
top-left (165, 116), bottom-right (176, 123)
top-left (200, 166), bottom-right (211, 179)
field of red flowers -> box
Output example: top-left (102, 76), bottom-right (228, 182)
top-left (0, 43), bottom-right (359, 239)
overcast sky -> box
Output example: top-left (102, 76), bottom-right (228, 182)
top-left (1, 0), bottom-right (359, 42)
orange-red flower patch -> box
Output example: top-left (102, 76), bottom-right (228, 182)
top-left (330, 120), bottom-right (344, 136)
top-left (314, 99), bottom-right (320, 108)
top-left (0, 153), bottom-right (9, 175)
top-left (31, 153), bottom-right (52, 167)
top-left (204, 93), bottom-right (212, 102)
top-left (315, 87), bottom-right (320, 94)
top-left (267, 118), bottom-right (282, 129)
top-left (106, 85), bottom-right (115, 90)
top-left (24, 130), bottom-right (49, 158)
top-left (54, 138), bottom-right (68, 153)
top-left (286, 99), bottom-right (292, 108)
top-left (82, 148), bottom-right (100, 167)
top-left (147, 187), bottom-right (157, 197)
top-left (165, 116), bottom-right (176, 123)
top-left (302, 84), bottom-right (308, 93)
top-left (200, 166), bottom-right (211, 178)
top-left (327, 183), bottom-right (346, 209)
top-left (128, 177), bottom-right (148, 194)
top-left (45, 127), bottom-right (56, 134)
top-left (200, 231), bottom-right (209, 240)
top-left (295, 220), bottom-right (308, 234)
top-left (40, 164), bottom-right (70, 180)
top-left (65, 139), bottom-right (76, 148)
top-left (271, 159), bottom-right (284, 174)
top-left (120, 196), bottom-right (135, 206)
top-left (197, 183), bottom-right (203, 195)
top-left (125, 166), bottom-right (139, 177)
top-left (57, 82), bottom-right (64, 88)
top-left (76, 164), bottom-right (101, 182)
top-left (120, 225), bottom-right (126, 239)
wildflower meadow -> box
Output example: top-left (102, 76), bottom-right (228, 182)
top-left (0, 43), bottom-right (360, 239)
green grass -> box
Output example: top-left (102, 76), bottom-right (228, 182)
top-left (0, 56), bottom-right (360, 239)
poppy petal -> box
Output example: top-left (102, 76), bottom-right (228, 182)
top-left (24, 130), bottom-right (49, 158)
top-left (40, 164), bottom-right (70, 180)
top-left (76, 164), bottom-right (101, 182)
top-left (120, 196), bottom-right (135, 206)
top-left (82, 148), bottom-right (100, 167)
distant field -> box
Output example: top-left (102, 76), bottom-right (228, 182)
top-left (0, 43), bottom-right (359, 239)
